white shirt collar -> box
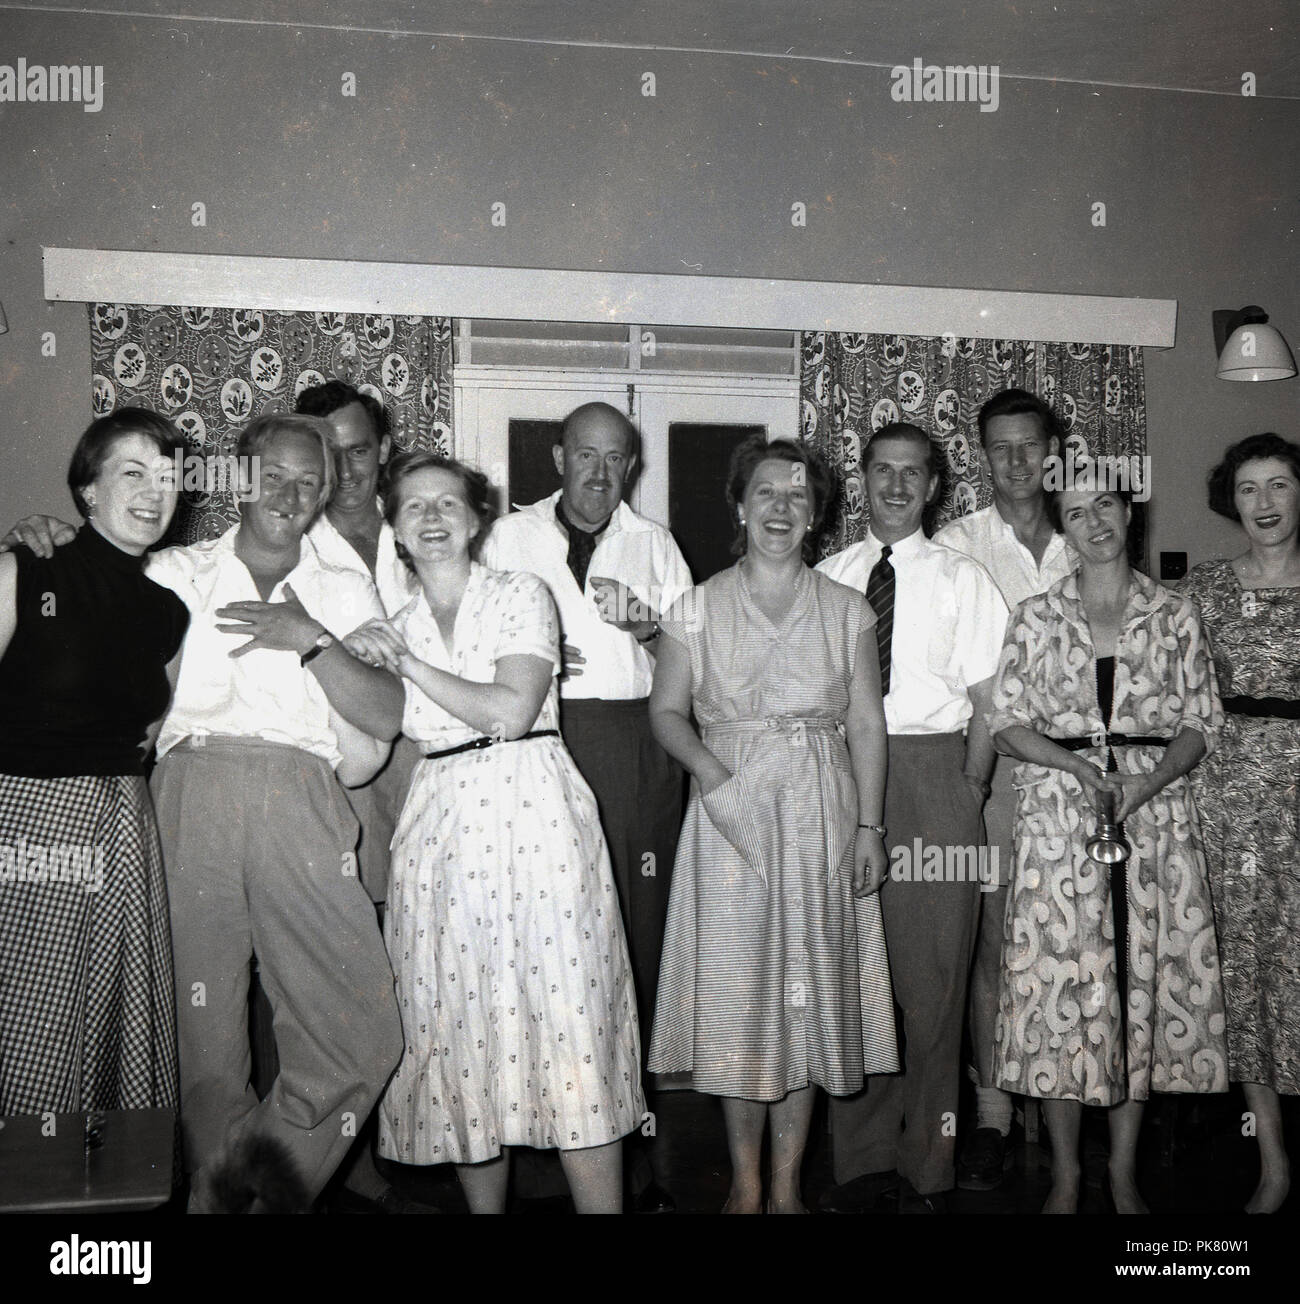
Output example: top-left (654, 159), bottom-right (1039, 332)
top-left (869, 525), bottom-right (927, 557)
top-left (514, 489), bottom-right (652, 538)
top-left (987, 503), bottom-right (1065, 550)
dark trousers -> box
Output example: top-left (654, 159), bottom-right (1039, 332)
top-left (561, 697), bottom-right (682, 1032)
top-left (829, 733), bottom-right (982, 1195)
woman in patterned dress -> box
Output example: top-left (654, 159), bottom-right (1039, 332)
top-left (0, 409), bottom-right (187, 1117)
top-left (648, 437), bottom-right (897, 1214)
top-left (987, 477), bottom-right (1228, 1214)
top-left (1182, 433), bottom-right (1300, 1214)
top-left (343, 451), bottom-right (643, 1214)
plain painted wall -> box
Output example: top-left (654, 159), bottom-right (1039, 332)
top-left (1, 11), bottom-right (1296, 564)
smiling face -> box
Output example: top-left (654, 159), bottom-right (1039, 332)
top-left (983, 412), bottom-right (1054, 506)
top-left (553, 410), bottom-right (636, 530)
top-left (741, 457), bottom-right (813, 560)
top-left (240, 428), bottom-right (327, 549)
top-left (1234, 456), bottom-right (1300, 550)
top-left (392, 466), bottom-right (480, 567)
top-left (1055, 488), bottom-right (1131, 565)
top-left (82, 432), bottom-right (178, 555)
top-left (324, 400), bottom-right (389, 513)
top-left (864, 433), bottom-right (939, 543)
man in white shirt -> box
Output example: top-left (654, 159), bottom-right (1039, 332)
top-left (147, 414), bottom-right (405, 1210)
top-left (817, 423), bottom-right (1008, 1214)
top-left (295, 381), bottom-right (431, 1213)
top-left (297, 380), bottom-right (415, 621)
top-left (933, 388), bottom-right (1075, 1191)
top-left (480, 401), bottom-right (692, 1212)
top-left (296, 382), bottom-right (420, 910)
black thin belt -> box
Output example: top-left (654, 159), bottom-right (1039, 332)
top-left (1223, 695), bottom-right (1300, 720)
top-left (1049, 733), bottom-right (1172, 751)
top-left (424, 729), bottom-right (559, 760)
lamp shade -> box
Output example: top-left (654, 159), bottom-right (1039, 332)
top-left (1217, 322), bottom-right (1296, 381)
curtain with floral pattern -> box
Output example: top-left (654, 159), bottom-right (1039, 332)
top-left (799, 332), bottom-right (1146, 560)
top-left (89, 304), bottom-right (453, 543)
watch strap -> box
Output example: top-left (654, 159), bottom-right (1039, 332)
top-left (300, 631), bottom-right (334, 665)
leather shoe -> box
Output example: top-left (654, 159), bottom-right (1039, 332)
top-left (898, 1178), bottom-right (949, 1214)
top-left (956, 1126), bottom-right (1010, 1191)
top-left (817, 1170), bottom-right (900, 1214)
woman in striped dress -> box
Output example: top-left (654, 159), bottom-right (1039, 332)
top-left (0, 409), bottom-right (187, 1117)
top-left (648, 436), bottom-right (897, 1214)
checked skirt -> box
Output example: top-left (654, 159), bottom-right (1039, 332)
top-left (0, 773), bottom-right (179, 1116)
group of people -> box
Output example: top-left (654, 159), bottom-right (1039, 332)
top-left (0, 380), bottom-right (1295, 1217)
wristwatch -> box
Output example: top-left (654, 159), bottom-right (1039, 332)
top-left (300, 630), bottom-right (335, 665)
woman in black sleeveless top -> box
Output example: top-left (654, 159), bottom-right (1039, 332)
top-left (0, 409), bottom-right (189, 1116)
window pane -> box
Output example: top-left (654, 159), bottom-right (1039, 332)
top-left (668, 423), bottom-right (765, 582)
top-left (506, 418), bottom-right (563, 511)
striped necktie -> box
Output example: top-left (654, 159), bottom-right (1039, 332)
top-left (865, 544), bottom-right (894, 695)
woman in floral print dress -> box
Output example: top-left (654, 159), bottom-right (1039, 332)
top-left (987, 477), bottom-right (1227, 1214)
top-left (1182, 433), bottom-right (1300, 1214)
top-left (344, 451), bottom-right (643, 1215)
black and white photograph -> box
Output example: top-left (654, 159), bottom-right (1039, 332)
top-left (0, 0), bottom-right (1295, 1286)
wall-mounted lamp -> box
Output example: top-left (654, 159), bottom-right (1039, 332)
top-left (1213, 305), bottom-right (1296, 381)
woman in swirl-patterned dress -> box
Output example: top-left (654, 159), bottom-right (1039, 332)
top-left (986, 476), bottom-right (1227, 1214)
top-left (1182, 433), bottom-right (1300, 1215)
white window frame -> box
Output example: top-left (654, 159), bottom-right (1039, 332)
top-left (456, 367), bottom-right (798, 524)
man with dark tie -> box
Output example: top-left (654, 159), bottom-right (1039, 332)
top-left (815, 422), bottom-right (1007, 1213)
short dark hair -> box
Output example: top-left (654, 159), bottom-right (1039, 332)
top-left (295, 379), bottom-right (387, 444)
top-left (862, 423), bottom-right (942, 477)
top-left (558, 402), bottom-right (640, 462)
top-left (235, 413), bottom-right (336, 513)
top-left (977, 388), bottom-right (1064, 451)
top-left (1044, 479), bottom-right (1134, 533)
top-left (1206, 433), bottom-right (1300, 522)
top-left (383, 451), bottom-right (494, 565)
top-left (863, 423), bottom-right (946, 534)
top-left (68, 407), bottom-right (185, 517)
top-left (725, 435), bottom-right (835, 561)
